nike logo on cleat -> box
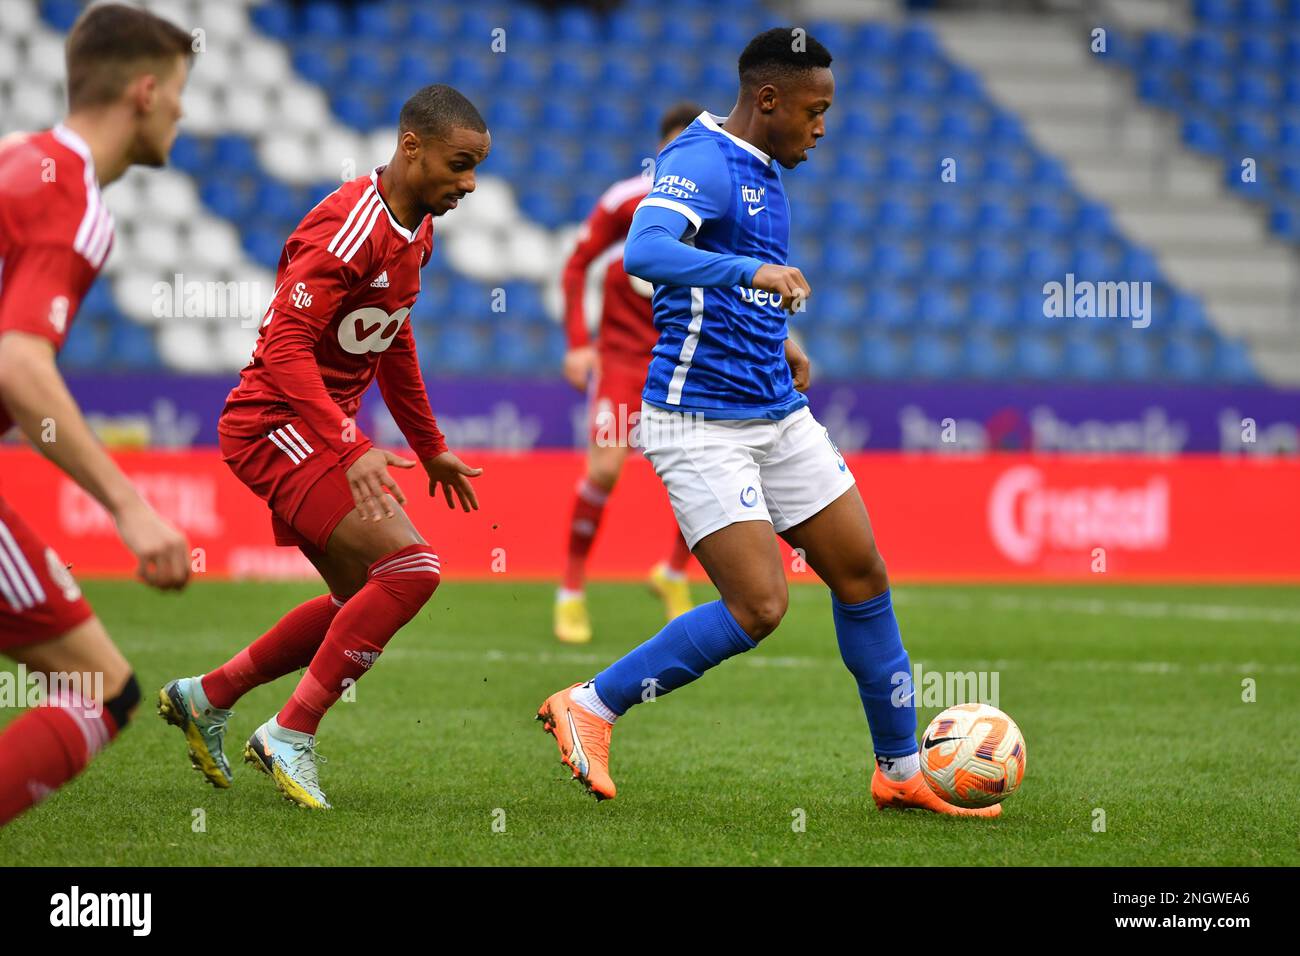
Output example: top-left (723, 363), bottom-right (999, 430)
top-left (565, 710), bottom-right (589, 776)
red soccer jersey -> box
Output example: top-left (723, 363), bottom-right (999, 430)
top-left (562, 174), bottom-right (660, 365)
top-left (219, 167), bottom-right (447, 464)
top-left (0, 125), bottom-right (114, 435)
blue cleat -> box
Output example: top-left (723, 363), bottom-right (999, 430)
top-left (157, 676), bottom-right (233, 789)
top-left (243, 717), bottom-right (331, 810)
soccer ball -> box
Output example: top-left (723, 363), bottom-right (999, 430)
top-left (920, 703), bottom-right (1026, 808)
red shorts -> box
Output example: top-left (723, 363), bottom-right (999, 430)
top-left (0, 496), bottom-right (94, 649)
top-left (588, 356), bottom-right (648, 448)
top-left (218, 418), bottom-right (365, 552)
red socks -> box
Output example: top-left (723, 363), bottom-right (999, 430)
top-left (562, 479), bottom-right (609, 591)
top-left (201, 593), bottom-right (345, 709)
top-left (0, 689), bottom-right (118, 826)
top-left (564, 480), bottom-right (694, 588)
top-left (278, 544), bottom-right (441, 735)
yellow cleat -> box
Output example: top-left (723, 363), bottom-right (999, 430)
top-left (648, 562), bottom-right (693, 622)
top-left (554, 593), bottom-right (592, 644)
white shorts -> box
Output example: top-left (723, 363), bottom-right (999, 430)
top-left (639, 403), bottom-right (857, 549)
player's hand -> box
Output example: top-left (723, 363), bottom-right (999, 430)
top-left (751, 264), bottom-right (811, 314)
top-left (785, 337), bottom-right (811, 392)
top-left (346, 448), bottom-right (416, 522)
top-left (562, 345), bottom-right (598, 391)
top-left (424, 451), bottom-right (483, 512)
top-left (113, 498), bottom-right (190, 591)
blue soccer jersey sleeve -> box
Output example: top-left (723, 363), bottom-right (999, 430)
top-left (626, 136), bottom-right (765, 288)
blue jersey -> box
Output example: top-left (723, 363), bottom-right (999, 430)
top-left (629, 112), bottom-right (808, 420)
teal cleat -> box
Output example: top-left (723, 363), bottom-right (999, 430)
top-left (157, 676), bottom-right (233, 789)
top-left (243, 717), bottom-right (331, 810)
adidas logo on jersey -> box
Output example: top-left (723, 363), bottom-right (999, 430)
top-left (370, 271), bottom-right (390, 288)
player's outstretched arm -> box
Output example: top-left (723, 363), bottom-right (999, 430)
top-left (375, 322), bottom-right (482, 512)
top-left (423, 451), bottom-right (482, 512)
top-left (623, 204), bottom-right (765, 290)
top-left (0, 331), bottom-right (190, 589)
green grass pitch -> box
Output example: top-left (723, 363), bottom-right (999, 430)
top-left (2, 579), bottom-right (1297, 866)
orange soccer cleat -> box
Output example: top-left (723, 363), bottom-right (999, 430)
top-left (871, 766), bottom-right (1003, 818)
top-left (536, 683), bottom-right (616, 800)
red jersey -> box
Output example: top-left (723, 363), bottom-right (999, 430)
top-left (219, 167), bottom-right (447, 464)
top-left (0, 125), bottom-right (113, 435)
top-left (562, 174), bottom-right (659, 365)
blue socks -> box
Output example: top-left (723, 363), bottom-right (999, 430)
top-left (592, 600), bottom-right (756, 716)
top-left (586, 587), bottom-right (918, 765)
top-left (832, 588), bottom-right (918, 758)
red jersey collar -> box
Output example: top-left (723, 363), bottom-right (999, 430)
top-left (371, 166), bottom-right (428, 244)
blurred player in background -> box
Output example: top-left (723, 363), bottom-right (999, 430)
top-left (538, 28), bottom-right (1000, 816)
top-left (158, 85), bottom-right (488, 810)
top-left (555, 102), bottom-right (701, 644)
top-left (0, 3), bottom-right (193, 827)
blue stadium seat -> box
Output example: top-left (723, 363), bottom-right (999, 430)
top-left (1163, 337), bottom-right (1209, 381)
top-left (858, 333), bottom-right (908, 379)
top-left (59, 318), bottom-right (107, 369)
top-left (911, 332), bottom-right (958, 378)
top-left (967, 284), bottom-right (1015, 330)
top-left (808, 331), bottom-right (858, 379)
top-left (1213, 339), bottom-right (1257, 382)
top-left (922, 242), bottom-right (969, 282)
top-left (29, 0), bottom-right (1260, 385)
top-left (971, 241), bottom-right (1019, 282)
top-left (1063, 333), bottom-right (1113, 381)
top-left (108, 321), bottom-right (160, 370)
top-left (1186, 30), bottom-right (1232, 67)
top-left (866, 285), bottom-right (911, 331)
top-left (302, 1), bottom-right (347, 40)
top-left (1014, 333), bottom-right (1063, 379)
top-left (962, 331), bottom-right (1009, 378)
top-left (916, 287), bottom-right (962, 330)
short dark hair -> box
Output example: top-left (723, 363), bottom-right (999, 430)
top-left (399, 84), bottom-right (487, 140)
top-left (65, 3), bottom-right (194, 110)
top-left (658, 101), bottom-right (703, 140)
top-left (738, 27), bottom-right (832, 90)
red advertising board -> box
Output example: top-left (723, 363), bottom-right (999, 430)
top-left (1, 448), bottom-right (1296, 582)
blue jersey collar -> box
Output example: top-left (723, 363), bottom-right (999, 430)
top-left (698, 112), bottom-right (772, 167)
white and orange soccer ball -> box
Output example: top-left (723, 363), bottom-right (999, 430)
top-left (920, 703), bottom-right (1026, 808)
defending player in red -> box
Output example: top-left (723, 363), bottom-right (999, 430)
top-left (555, 103), bottom-right (702, 644)
top-left (157, 85), bottom-right (490, 810)
top-left (0, 4), bottom-right (194, 827)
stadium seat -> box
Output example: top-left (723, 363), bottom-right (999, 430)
top-left (20, 0), bottom-right (1254, 384)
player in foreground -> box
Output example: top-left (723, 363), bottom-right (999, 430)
top-left (554, 102), bottom-right (701, 644)
top-left (537, 28), bottom-right (999, 817)
top-left (0, 4), bottom-right (193, 827)
top-left (158, 85), bottom-right (488, 810)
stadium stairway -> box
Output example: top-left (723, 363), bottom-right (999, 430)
top-left (931, 9), bottom-right (1300, 385)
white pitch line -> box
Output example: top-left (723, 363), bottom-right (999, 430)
top-left (381, 646), bottom-right (1299, 676)
top-left (786, 587), bottom-right (1300, 626)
